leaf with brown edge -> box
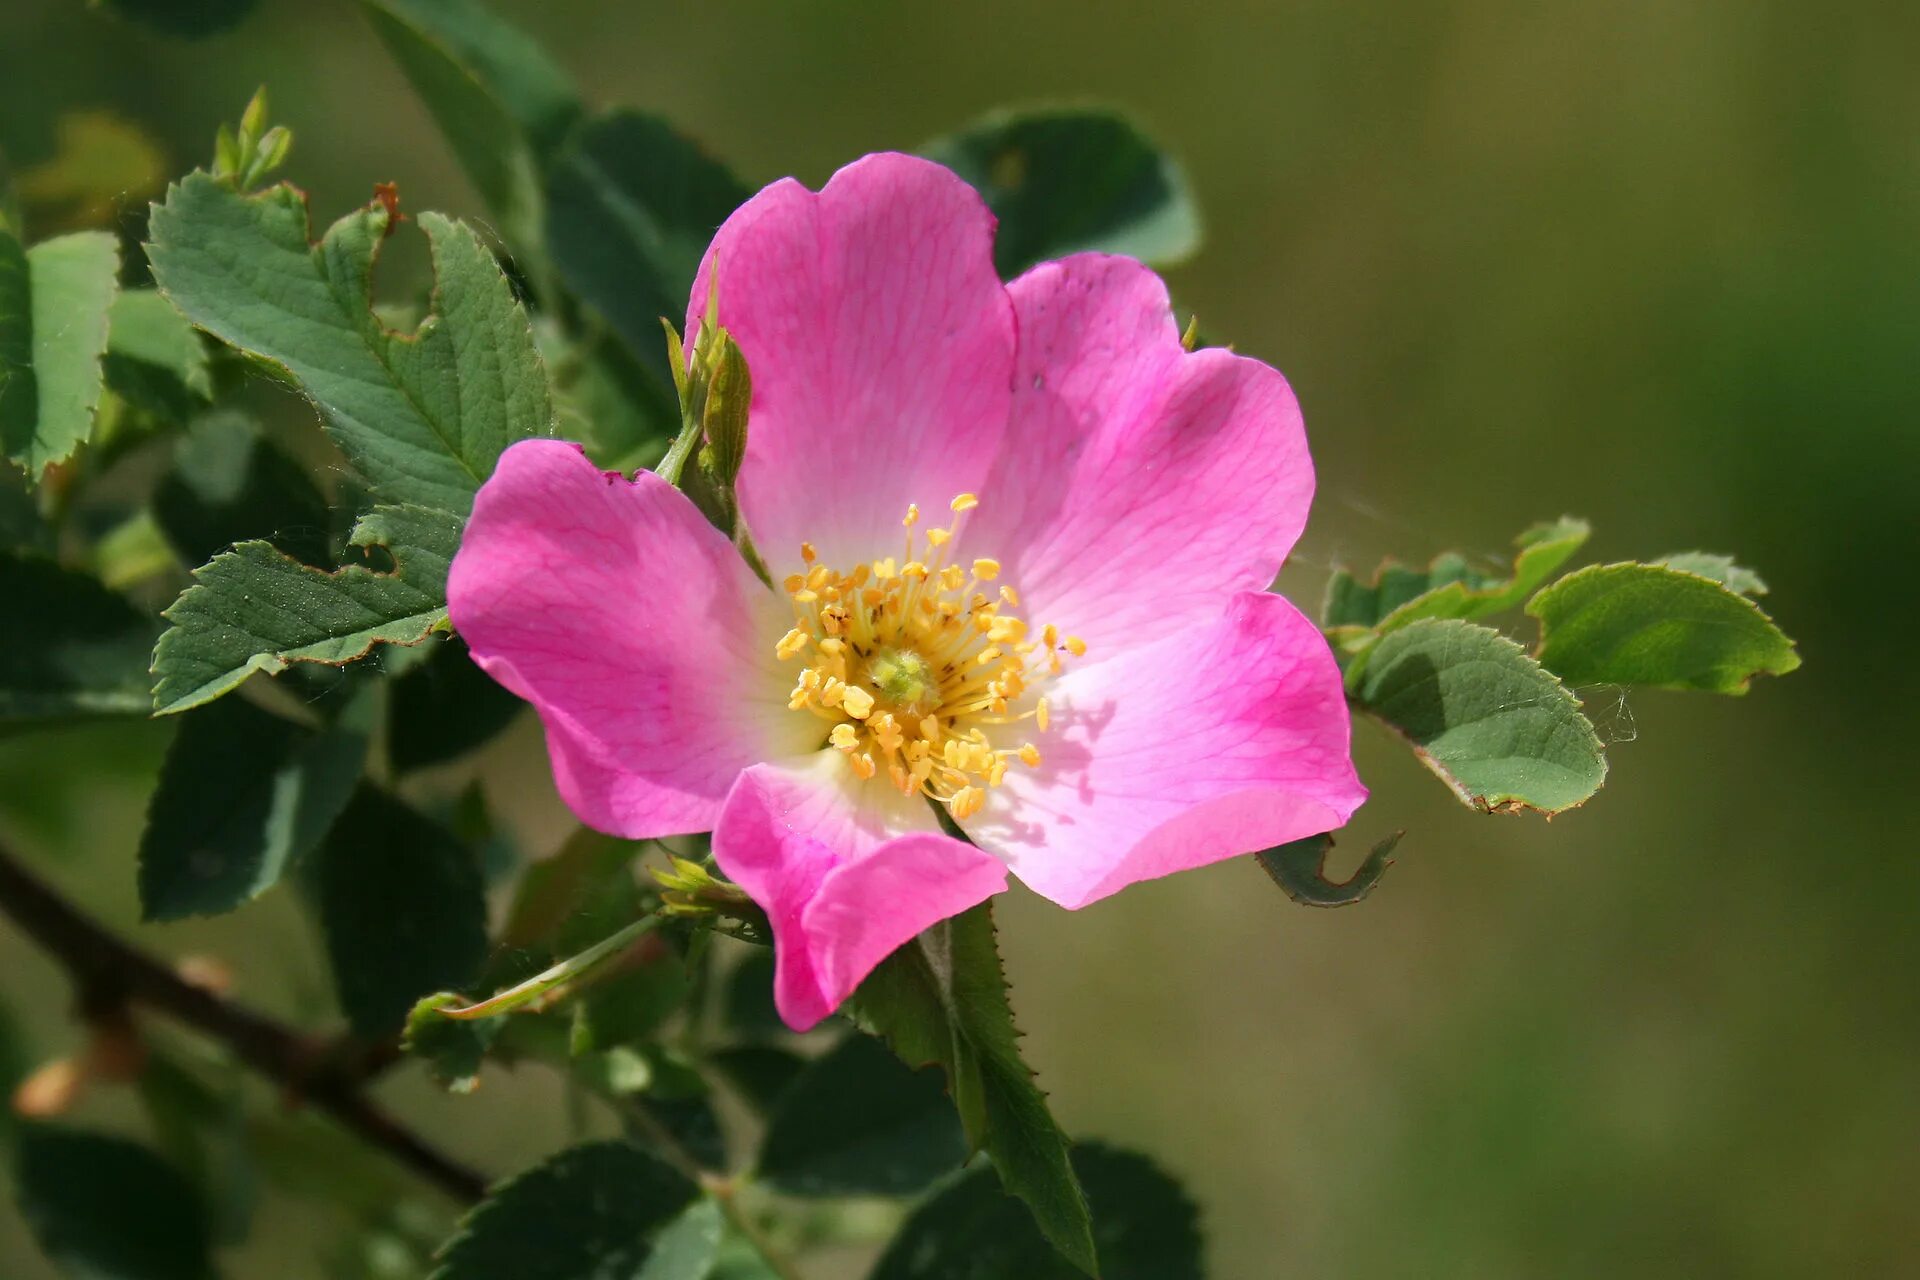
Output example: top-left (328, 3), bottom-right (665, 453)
top-left (150, 503), bottom-right (460, 714)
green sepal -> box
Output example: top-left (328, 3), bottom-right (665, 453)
top-left (849, 904), bottom-right (1097, 1275)
top-left (1257, 829), bottom-right (1403, 907)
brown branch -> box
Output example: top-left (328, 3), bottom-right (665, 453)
top-left (0, 839), bottom-right (486, 1204)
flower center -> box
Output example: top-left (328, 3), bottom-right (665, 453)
top-left (773, 494), bottom-right (1085, 820)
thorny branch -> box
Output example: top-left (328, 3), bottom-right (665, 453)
top-left (0, 838), bottom-right (487, 1204)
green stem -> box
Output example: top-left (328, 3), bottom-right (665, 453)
top-left (439, 913), bottom-right (661, 1021)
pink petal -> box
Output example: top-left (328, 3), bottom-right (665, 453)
top-left (714, 755), bottom-right (1008, 1031)
top-left (966, 254), bottom-right (1315, 662)
top-left (687, 153), bottom-right (1015, 575)
top-left (448, 439), bottom-right (813, 838)
top-left (964, 591), bottom-right (1364, 909)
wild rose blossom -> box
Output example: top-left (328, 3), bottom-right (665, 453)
top-left (448, 153), bottom-right (1365, 1030)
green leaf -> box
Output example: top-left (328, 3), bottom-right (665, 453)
top-left (430, 1141), bottom-right (700, 1280)
top-left (850, 904), bottom-right (1095, 1275)
top-left (404, 992), bottom-right (499, 1094)
top-left (871, 1143), bottom-right (1203, 1280)
top-left (1, 229), bottom-right (120, 479)
top-left (99, 0), bottom-right (258, 39)
top-left (152, 411), bottom-right (330, 568)
top-left (708, 1045), bottom-right (806, 1117)
top-left (137, 691), bottom-right (370, 921)
top-left (1352, 618), bottom-right (1607, 814)
top-left (922, 108), bottom-right (1200, 279)
top-left (544, 111), bottom-right (749, 393)
top-left (1256, 829), bottom-right (1402, 908)
top-left (721, 949), bottom-right (784, 1042)
top-left (638, 1199), bottom-right (724, 1280)
top-left (1528, 562), bottom-right (1800, 694)
top-left (570, 943), bottom-right (691, 1055)
top-left (359, 0), bottom-right (580, 250)
top-left (498, 826), bottom-right (646, 954)
top-left (150, 502), bottom-right (461, 715)
top-left (758, 1033), bottom-right (968, 1198)
top-left (315, 787), bottom-right (488, 1038)
top-left (103, 289), bottom-right (211, 424)
top-left (1651, 551), bottom-right (1769, 596)
top-left (1323, 517), bottom-right (1590, 633)
top-left (14, 1124), bottom-right (215, 1280)
top-left (147, 173), bottom-right (552, 512)
top-left (362, 0), bottom-right (579, 155)
top-left (389, 635), bottom-right (525, 774)
top-left (0, 552), bottom-right (154, 720)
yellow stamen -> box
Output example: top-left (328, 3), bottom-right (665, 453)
top-left (772, 494), bottom-right (1079, 822)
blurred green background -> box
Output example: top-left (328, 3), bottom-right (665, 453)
top-left (1, 1), bottom-right (1910, 1276)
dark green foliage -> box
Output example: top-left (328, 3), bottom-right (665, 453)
top-left (13, 1125), bottom-right (215, 1280)
top-left (0, 552), bottom-right (154, 719)
top-left (388, 635), bottom-right (525, 774)
top-left (851, 904), bottom-right (1096, 1274)
top-left (315, 787), bottom-right (489, 1037)
top-left (430, 1141), bottom-right (700, 1280)
top-left (759, 1034), bottom-right (969, 1197)
top-left (545, 111), bottom-right (749, 393)
top-left (405, 992), bottom-right (500, 1094)
top-left (870, 1144), bottom-right (1204, 1280)
top-left (100, 0), bottom-right (259, 39)
top-left (923, 108), bottom-right (1200, 279)
top-left (138, 690), bottom-right (369, 919)
top-left (153, 413), bottom-right (330, 567)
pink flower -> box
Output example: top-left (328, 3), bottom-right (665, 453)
top-left (448, 154), bottom-right (1365, 1031)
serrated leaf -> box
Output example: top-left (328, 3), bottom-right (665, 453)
top-left (0, 552), bottom-right (154, 720)
top-left (850, 904), bottom-right (1095, 1275)
top-left (315, 787), bottom-right (488, 1038)
top-left (98, 0), bottom-right (258, 39)
top-left (1256, 829), bottom-right (1402, 907)
top-left (1651, 551), bottom-right (1769, 597)
top-left (870, 1143), bottom-right (1203, 1280)
top-left (150, 502), bottom-right (460, 714)
top-left (389, 634), bottom-right (526, 774)
top-left (922, 107), bottom-right (1200, 279)
top-left (544, 111), bottom-right (748, 396)
top-left (405, 992), bottom-right (500, 1094)
top-left (758, 1033), bottom-right (967, 1198)
top-left (103, 288), bottom-right (211, 423)
top-left (1324, 517), bottom-right (1590, 632)
top-left (14, 1124), bottom-right (215, 1280)
top-left (137, 691), bottom-right (369, 921)
top-left (1353, 618), bottom-right (1606, 814)
top-left (360, 0), bottom-right (580, 250)
top-left (147, 173), bottom-right (552, 512)
top-left (1, 229), bottom-right (120, 479)
top-left (431, 1141), bottom-right (700, 1280)
top-left (1528, 562), bottom-right (1799, 694)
